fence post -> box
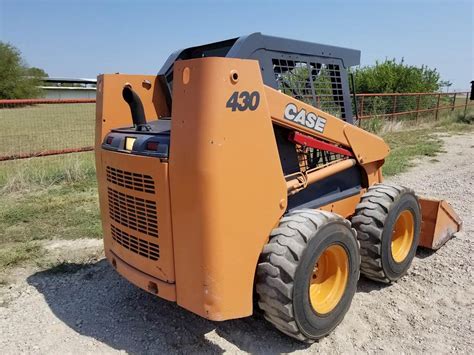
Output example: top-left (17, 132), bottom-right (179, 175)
top-left (465, 92), bottom-right (469, 116)
top-left (392, 95), bottom-right (397, 120)
top-left (415, 94), bottom-right (421, 121)
top-left (360, 95), bottom-right (365, 120)
top-left (435, 93), bottom-right (441, 120)
top-left (451, 92), bottom-right (457, 111)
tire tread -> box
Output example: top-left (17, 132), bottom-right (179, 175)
top-left (256, 210), bottom-right (358, 342)
top-left (352, 183), bottom-right (416, 283)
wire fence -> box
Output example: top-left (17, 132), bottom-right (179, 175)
top-left (354, 91), bottom-right (473, 125)
top-left (0, 99), bottom-right (95, 161)
top-left (0, 92), bottom-right (472, 162)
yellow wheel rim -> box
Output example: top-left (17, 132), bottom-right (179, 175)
top-left (309, 245), bottom-right (349, 314)
top-left (391, 210), bottom-right (415, 263)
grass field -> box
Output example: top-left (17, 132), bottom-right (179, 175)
top-left (0, 153), bottom-right (100, 270)
top-left (0, 105), bottom-right (472, 273)
top-left (0, 103), bottom-right (94, 156)
top-left (372, 108), bottom-right (473, 175)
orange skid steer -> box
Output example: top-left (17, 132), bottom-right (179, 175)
top-left (95, 33), bottom-right (461, 342)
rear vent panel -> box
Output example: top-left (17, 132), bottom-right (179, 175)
top-left (106, 166), bottom-right (155, 194)
top-left (108, 187), bottom-right (158, 238)
top-left (111, 224), bottom-right (160, 260)
top-left (101, 156), bottom-right (175, 280)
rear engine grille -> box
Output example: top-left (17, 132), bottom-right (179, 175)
top-left (108, 187), bottom-right (158, 238)
top-left (111, 224), bottom-right (160, 260)
top-left (106, 166), bottom-right (155, 194)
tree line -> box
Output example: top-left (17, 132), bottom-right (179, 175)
top-left (0, 42), bottom-right (48, 99)
top-left (352, 58), bottom-right (449, 94)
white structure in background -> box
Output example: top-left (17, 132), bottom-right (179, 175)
top-left (41, 77), bottom-right (97, 99)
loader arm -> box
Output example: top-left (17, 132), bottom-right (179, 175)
top-left (264, 86), bottom-right (390, 166)
top-left (263, 86), bottom-right (461, 248)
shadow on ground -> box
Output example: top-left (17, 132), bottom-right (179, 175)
top-left (27, 245), bottom-right (443, 353)
top-left (27, 260), bottom-right (310, 354)
top-left (415, 246), bottom-right (437, 259)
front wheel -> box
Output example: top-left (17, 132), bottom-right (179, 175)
top-left (256, 210), bottom-right (360, 342)
top-left (351, 183), bottom-right (421, 283)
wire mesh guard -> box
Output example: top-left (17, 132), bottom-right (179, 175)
top-left (272, 59), bottom-right (346, 119)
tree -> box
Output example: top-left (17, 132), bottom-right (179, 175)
top-left (439, 80), bottom-right (453, 93)
top-left (26, 67), bottom-right (49, 78)
top-left (0, 42), bottom-right (48, 99)
top-left (352, 58), bottom-right (441, 94)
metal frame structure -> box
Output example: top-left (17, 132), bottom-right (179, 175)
top-left (159, 32), bottom-right (360, 123)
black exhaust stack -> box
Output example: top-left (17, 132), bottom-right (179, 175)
top-left (470, 81), bottom-right (473, 101)
top-left (122, 85), bottom-right (151, 131)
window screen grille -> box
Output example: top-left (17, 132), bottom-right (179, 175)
top-left (272, 59), bottom-right (346, 119)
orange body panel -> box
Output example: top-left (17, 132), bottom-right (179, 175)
top-left (343, 124), bottom-right (390, 164)
top-left (96, 74), bottom-right (176, 300)
top-left (169, 58), bottom-right (287, 320)
top-left (362, 161), bottom-right (384, 185)
top-left (95, 74), bottom-right (169, 146)
top-left (319, 190), bottom-right (366, 218)
top-left (107, 250), bottom-right (176, 301)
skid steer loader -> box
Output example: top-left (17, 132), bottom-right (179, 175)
top-left (95, 33), bottom-right (462, 342)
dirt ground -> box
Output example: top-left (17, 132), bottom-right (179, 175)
top-left (0, 134), bottom-right (473, 354)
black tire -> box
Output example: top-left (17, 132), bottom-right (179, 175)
top-left (351, 183), bottom-right (421, 283)
top-left (256, 210), bottom-right (360, 342)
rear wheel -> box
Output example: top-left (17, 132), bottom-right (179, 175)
top-left (256, 210), bottom-right (360, 342)
top-left (351, 183), bottom-right (421, 283)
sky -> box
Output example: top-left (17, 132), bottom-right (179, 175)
top-left (0, 0), bottom-right (473, 90)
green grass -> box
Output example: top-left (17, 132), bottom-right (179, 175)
top-left (381, 129), bottom-right (444, 176)
top-left (0, 152), bottom-right (100, 271)
top-left (0, 242), bottom-right (44, 271)
top-left (380, 108), bottom-right (473, 176)
top-left (0, 103), bottom-right (94, 156)
top-left (0, 151), bottom-right (96, 193)
top-left (433, 109), bottom-right (474, 129)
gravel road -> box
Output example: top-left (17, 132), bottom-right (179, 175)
top-left (1, 134), bottom-right (473, 354)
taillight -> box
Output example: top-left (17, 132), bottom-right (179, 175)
top-left (146, 142), bottom-right (159, 151)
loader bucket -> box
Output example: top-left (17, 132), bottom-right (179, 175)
top-left (418, 197), bottom-right (462, 250)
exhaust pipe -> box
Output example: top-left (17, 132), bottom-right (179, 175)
top-left (122, 85), bottom-right (150, 131)
top-left (470, 81), bottom-right (473, 101)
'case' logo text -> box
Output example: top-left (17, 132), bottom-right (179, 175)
top-left (284, 103), bottom-right (326, 133)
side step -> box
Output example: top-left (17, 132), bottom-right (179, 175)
top-left (418, 197), bottom-right (462, 250)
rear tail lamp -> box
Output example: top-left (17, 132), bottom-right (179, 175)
top-left (146, 142), bottom-right (159, 151)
